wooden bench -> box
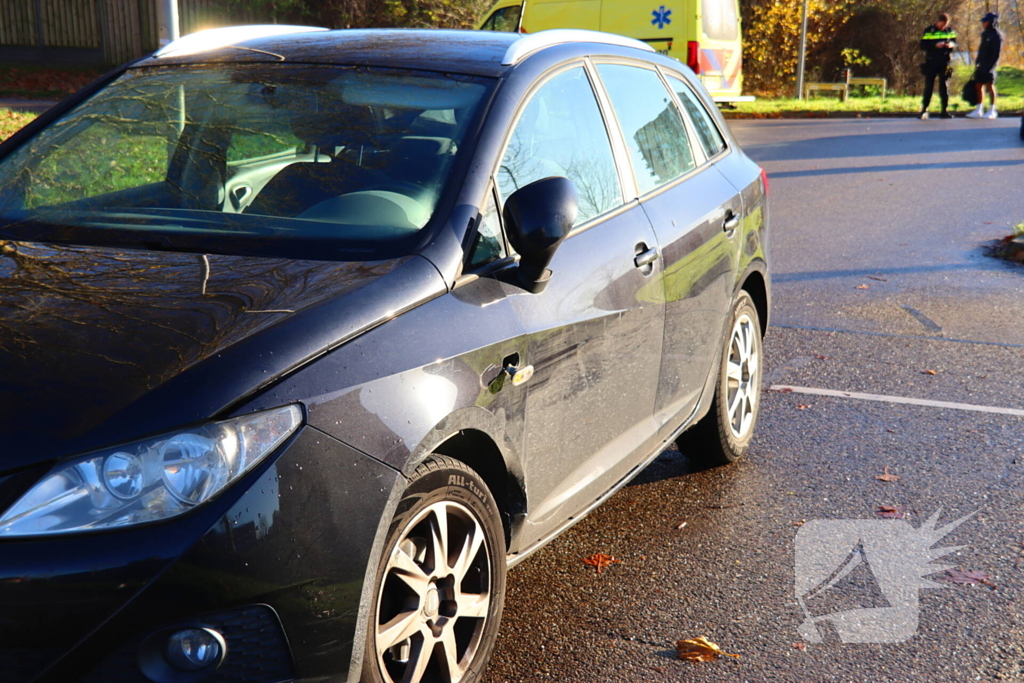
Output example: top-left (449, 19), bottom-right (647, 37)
top-left (804, 71), bottom-right (889, 101)
top-left (845, 70), bottom-right (887, 98)
top-left (804, 82), bottom-right (848, 102)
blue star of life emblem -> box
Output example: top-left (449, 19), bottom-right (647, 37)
top-left (651, 5), bottom-right (672, 29)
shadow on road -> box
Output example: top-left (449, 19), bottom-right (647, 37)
top-left (745, 126), bottom-right (1024, 162)
top-left (768, 157), bottom-right (1024, 179)
top-left (626, 446), bottom-right (721, 486)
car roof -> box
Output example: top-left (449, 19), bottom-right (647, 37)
top-left (134, 27), bottom-right (654, 78)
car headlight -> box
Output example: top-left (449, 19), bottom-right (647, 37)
top-left (0, 405), bottom-right (302, 537)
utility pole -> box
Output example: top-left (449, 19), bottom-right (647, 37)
top-left (795, 0), bottom-right (809, 99)
top-left (157, 0), bottom-right (180, 48)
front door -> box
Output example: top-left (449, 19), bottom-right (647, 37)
top-left (494, 64), bottom-right (665, 549)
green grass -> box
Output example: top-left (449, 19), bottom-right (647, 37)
top-left (727, 66), bottom-right (1023, 118)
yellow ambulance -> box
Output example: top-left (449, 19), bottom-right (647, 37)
top-left (478, 0), bottom-right (748, 102)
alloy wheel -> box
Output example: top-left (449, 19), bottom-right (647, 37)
top-left (374, 500), bottom-right (492, 683)
top-left (725, 312), bottom-right (759, 439)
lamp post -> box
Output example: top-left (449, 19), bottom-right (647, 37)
top-left (157, 0), bottom-right (180, 48)
top-left (795, 0), bottom-right (809, 99)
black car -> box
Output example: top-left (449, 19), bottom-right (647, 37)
top-left (0, 26), bottom-right (769, 683)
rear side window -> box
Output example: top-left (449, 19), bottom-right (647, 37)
top-left (702, 0), bottom-right (739, 41)
top-left (596, 64), bottom-right (696, 195)
top-left (480, 5), bottom-right (522, 31)
top-left (666, 74), bottom-right (727, 158)
top-left (498, 66), bottom-right (622, 225)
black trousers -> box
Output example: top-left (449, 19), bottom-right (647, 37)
top-left (922, 63), bottom-right (949, 111)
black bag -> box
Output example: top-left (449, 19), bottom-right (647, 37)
top-left (962, 79), bottom-right (979, 105)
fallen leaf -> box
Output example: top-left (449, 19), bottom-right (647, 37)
top-left (856, 284), bottom-right (869, 289)
top-left (651, 666), bottom-right (666, 674)
top-left (886, 428), bottom-right (898, 434)
top-left (797, 404), bottom-right (811, 410)
top-left (793, 519), bottom-right (806, 527)
top-left (876, 505), bottom-right (904, 518)
top-left (814, 354), bottom-right (831, 360)
top-left (582, 553), bottom-right (621, 574)
top-left (771, 387), bottom-right (794, 393)
top-left (675, 636), bottom-right (740, 663)
top-left (792, 641), bottom-right (807, 651)
top-left (922, 369), bottom-right (937, 375)
top-left (946, 569), bottom-right (997, 588)
top-left (876, 467), bottom-right (900, 482)
top-left (866, 275), bottom-right (888, 282)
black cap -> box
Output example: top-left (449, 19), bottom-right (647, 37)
top-left (981, 12), bottom-right (998, 23)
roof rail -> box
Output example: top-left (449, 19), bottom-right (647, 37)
top-left (502, 29), bottom-right (654, 66)
top-left (155, 25), bottom-right (328, 58)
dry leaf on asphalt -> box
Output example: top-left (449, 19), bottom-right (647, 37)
top-left (876, 467), bottom-right (900, 482)
top-left (946, 569), bottom-right (997, 588)
top-left (922, 369), bottom-right (937, 375)
top-left (814, 354), bottom-right (831, 360)
top-left (793, 519), bottom-right (806, 527)
top-left (792, 642), bottom-right (807, 651)
top-left (876, 505), bottom-right (904, 518)
top-left (856, 284), bottom-right (869, 289)
top-left (675, 636), bottom-right (740, 663)
top-left (582, 553), bottom-right (621, 574)
top-left (797, 404), bottom-right (811, 410)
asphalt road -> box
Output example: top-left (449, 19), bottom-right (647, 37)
top-left (483, 117), bottom-right (1024, 683)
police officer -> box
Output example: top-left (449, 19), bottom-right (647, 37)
top-left (966, 12), bottom-right (1003, 119)
top-left (919, 13), bottom-right (957, 119)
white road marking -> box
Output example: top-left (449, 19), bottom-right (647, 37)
top-left (770, 385), bottom-right (1024, 418)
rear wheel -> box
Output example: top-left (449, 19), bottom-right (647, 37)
top-left (678, 291), bottom-right (763, 465)
top-left (363, 456), bottom-right (506, 683)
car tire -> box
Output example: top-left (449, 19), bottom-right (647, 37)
top-left (363, 455), bottom-right (506, 683)
top-left (677, 290), bottom-right (763, 466)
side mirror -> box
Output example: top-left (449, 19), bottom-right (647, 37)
top-left (502, 176), bottom-right (578, 294)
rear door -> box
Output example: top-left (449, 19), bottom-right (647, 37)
top-left (495, 63), bottom-right (665, 549)
top-left (593, 61), bottom-right (739, 436)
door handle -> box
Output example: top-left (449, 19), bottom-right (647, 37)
top-left (723, 211), bottom-right (740, 233)
top-left (634, 246), bottom-right (659, 269)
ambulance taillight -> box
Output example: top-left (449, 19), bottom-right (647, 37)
top-left (687, 41), bottom-right (700, 74)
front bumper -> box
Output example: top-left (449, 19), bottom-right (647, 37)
top-left (0, 426), bottom-right (402, 683)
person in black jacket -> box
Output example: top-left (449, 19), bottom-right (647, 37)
top-left (967, 12), bottom-right (1003, 118)
top-left (919, 13), bottom-right (957, 119)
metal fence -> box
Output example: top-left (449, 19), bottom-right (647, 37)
top-left (0, 0), bottom-right (261, 66)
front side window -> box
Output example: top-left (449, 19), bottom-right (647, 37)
top-left (0, 65), bottom-right (492, 259)
top-left (596, 64), bottom-right (696, 195)
top-left (497, 66), bottom-right (621, 225)
top-left (480, 5), bottom-right (522, 32)
top-left (667, 74), bottom-right (727, 158)
top-left (467, 187), bottom-right (506, 268)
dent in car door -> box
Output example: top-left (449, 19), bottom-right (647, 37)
top-left (495, 65), bottom-right (665, 550)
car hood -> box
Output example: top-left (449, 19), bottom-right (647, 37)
top-left (0, 241), bottom-right (445, 470)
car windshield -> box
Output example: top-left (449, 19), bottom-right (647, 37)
top-left (0, 64), bottom-right (491, 259)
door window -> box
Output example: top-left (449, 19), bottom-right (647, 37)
top-left (596, 64), bottom-right (696, 195)
top-left (666, 74), bottom-right (727, 158)
top-left (480, 5), bottom-right (522, 31)
top-left (497, 66), bottom-right (622, 225)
